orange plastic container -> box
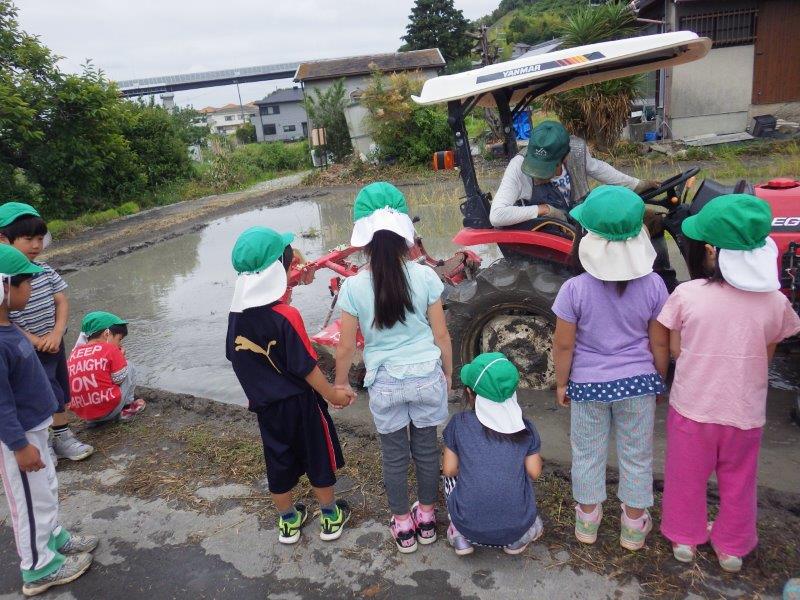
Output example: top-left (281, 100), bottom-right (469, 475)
top-left (432, 150), bottom-right (455, 170)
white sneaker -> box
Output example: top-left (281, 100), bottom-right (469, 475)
top-left (52, 429), bottom-right (94, 461)
top-left (47, 434), bottom-right (58, 467)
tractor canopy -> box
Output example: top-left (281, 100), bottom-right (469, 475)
top-left (413, 31), bottom-right (711, 108)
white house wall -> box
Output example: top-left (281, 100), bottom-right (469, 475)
top-left (669, 45), bottom-right (755, 139)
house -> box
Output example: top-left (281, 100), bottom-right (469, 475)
top-left (200, 103), bottom-right (258, 136)
top-left (294, 49), bottom-right (446, 159)
top-left (252, 87), bottom-right (308, 142)
top-left (636, 0), bottom-right (800, 139)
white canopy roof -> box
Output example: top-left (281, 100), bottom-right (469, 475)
top-left (413, 31), bottom-right (710, 107)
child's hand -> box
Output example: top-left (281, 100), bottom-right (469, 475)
top-left (15, 444), bottom-right (45, 472)
top-left (330, 384), bottom-right (356, 409)
top-left (38, 331), bottom-right (62, 354)
top-left (556, 385), bottom-right (570, 407)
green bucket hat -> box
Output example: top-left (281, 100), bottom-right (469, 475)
top-left (681, 194), bottom-right (772, 251)
top-left (460, 352), bottom-right (519, 402)
top-left (231, 226), bottom-right (295, 275)
top-left (352, 182), bottom-right (409, 221)
top-left (81, 311), bottom-right (127, 336)
top-left (569, 185), bottom-right (645, 241)
top-left (0, 202), bottom-right (41, 228)
top-left (350, 182), bottom-right (415, 247)
top-left (521, 121), bottom-right (571, 179)
top-left (0, 244), bottom-right (44, 276)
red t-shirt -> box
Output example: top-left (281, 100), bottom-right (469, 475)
top-left (67, 342), bottom-right (127, 420)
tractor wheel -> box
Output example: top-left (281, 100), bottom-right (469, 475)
top-left (445, 258), bottom-right (569, 390)
top-left (792, 393), bottom-right (800, 428)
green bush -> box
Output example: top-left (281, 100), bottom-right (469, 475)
top-left (361, 70), bottom-right (452, 165)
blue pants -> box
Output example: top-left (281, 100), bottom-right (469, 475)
top-left (570, 395), bottom-right (656, 509)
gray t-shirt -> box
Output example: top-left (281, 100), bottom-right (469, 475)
top-left (443, 411), bottom-right (541, 545)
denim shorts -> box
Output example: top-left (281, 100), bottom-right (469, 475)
top-left (367, 366), bottom-right (449, 435)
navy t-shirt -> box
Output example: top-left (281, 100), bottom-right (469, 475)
top-left (443, 411), bottom-right (541, 546)
top-left (0, 325), bottom-right (58, 451)
top-left (226, 302), bottom-right (318, 411)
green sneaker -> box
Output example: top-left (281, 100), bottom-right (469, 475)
top-left (619, 505), bottom-right (653, 551)
top-left (575, 504), bottom-right (602, 544)
top-left (278, 504), bottom-right (308, 545)
top-left (320, 500), bottom-right (351, 541)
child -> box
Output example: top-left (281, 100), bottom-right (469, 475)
top-left (226, 226), bottom-right (354, 544)
top-left (552, 186), bottom-right (670, 550)
top-left (658, 194), bottom-right (800, 572)
top-left (442, 352), bottom-right (544, 556)
top-left (0, 244), bottom-right (98, 596)
top-left (67, 312), bottom-right (146, 425)
top-left (0, 202), bottom-right (93, 462)
top-left (334, 182), bottom-right (452, 553)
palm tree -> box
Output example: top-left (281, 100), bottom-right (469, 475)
top-left (542, 2), bottom-right (642, 150)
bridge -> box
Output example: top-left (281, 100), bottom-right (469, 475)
top-left (115, 61), bottom-right (302, 97)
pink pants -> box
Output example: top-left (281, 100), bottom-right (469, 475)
top-left (661, 407), bottom-right (762, 557)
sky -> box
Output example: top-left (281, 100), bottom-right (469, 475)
top-left (15, 0), bottom-right (497, 109)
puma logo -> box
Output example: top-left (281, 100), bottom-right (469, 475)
top-left (234, 336), bottom-right (281, 374)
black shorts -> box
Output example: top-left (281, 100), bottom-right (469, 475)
top-left (37, 343), bottom-right (70, 412)
top-left (255, 390), bottom-right (345, 494)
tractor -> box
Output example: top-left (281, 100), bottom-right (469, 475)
top-left (287, 31), bottom-right (800, 423)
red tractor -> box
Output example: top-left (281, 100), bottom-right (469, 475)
top-left (288, 32), bottom-right (800, 422)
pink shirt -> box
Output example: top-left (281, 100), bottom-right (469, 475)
top-left (658, 280), bottom-right (800, 429)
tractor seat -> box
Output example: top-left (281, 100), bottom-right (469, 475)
top-left (691, 178), bottom-right (754, 214)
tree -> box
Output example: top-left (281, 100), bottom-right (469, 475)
top-left (304, 80), bottom-right (353, 163)
top-left (542, 2), bottom-right (641, 150)
top-left (361, 70), bottom-right (452, 165)
top-left (401, 0), bottom-right (472, 63)
top-left (235, 122), bottom-right (256, 144)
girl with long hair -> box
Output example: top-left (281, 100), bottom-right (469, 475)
top-left (335, 182), bottom-right (452, 553)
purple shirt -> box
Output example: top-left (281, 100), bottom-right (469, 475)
top-left (552, 272), bottom-right (668, 383)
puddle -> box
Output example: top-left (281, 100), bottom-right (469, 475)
top-left (63, 180), bottom-right (798, 405)
top-left (64, 183), bottom-right (501, 405)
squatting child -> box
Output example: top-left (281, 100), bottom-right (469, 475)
top-left (67, 311), bottom-right (146, 425)
top-left (0, 202), bottom-right (93, 462)
top-left (334, 182), bottom-right (452, 553)
top-left (658, 194), bottom-right (800, 572)
top-left (0, 244), bottom-right (98, 597)
top-left (226, 226), bottom-right (354, 544)
top-left (552, 186), bottom-right (670, 551)
top-left (442, 352), bottom-right (544, 556)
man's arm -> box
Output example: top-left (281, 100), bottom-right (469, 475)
top-left (583, 143), bottom-right (641, 190)
top-left (490, 156), bottom-right (543, 227)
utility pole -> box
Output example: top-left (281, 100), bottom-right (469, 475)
top-left (234, 71), bottom-right (245, 123)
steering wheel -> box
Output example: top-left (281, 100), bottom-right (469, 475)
top-left (639, 167), bottom-right (701, 208)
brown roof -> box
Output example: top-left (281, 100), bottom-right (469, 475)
top-left (294, 48), bottom-right (445, 82)
top-left (201, 103), bottom-right (258, 114)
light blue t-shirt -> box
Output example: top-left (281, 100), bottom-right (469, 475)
top-left (337, 261), bottom-right (444, 386)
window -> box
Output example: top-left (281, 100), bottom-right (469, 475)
top-left (224, 115), bottom-right (236, 121)
top-left (260, 104), bottom-right (280, 116)
top-left (680, 8), bottom-right (758, 48)
top-left (263, 124), bottom-right (277, 136)
top-left (283, 125), bottom-right (296, 132)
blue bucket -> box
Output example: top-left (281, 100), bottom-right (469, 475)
top-left (644, 131), bottom-right (659, 142)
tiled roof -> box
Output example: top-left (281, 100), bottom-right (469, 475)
top-left (295, 48), bottom-right (445, 82)
top-left (255, 87), bottom-right (305, 105)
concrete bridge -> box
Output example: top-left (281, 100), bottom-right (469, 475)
top-left (115, 61), bottom-right (301, 98)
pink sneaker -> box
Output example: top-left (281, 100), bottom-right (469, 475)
top-left (619, 504), bottom-right (653, 551)
top-left (390, 515), bottom-right (417, 554)
top-left (120, 399), bottom-right (146, 421)
top-left (707, 520), bottom-right (743, 572)
top-left (411, 501), bottom-right (437, 545)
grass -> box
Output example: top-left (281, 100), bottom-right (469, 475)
top-left (47, 141), bottom-right (311, 240)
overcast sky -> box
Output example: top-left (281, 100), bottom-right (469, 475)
top-left (15, 0), bottom-right (497, 109)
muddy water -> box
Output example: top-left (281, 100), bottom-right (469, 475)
top-left (64, 183), bottom-right (501, 405)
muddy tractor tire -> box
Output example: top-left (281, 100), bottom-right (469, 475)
top-left (445, 259), bottom-right (569, 390)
